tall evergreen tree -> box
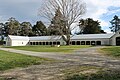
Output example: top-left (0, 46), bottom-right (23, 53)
top-left (0, 23), bottom-right (4, 36)
top-left (79, 18), bottom-right (102, 34)
top-left (32, 21), bottom-right (47, 36)
top-left (48, 8), bottom-right (68, 35)
top-left (4, 17), bottom-right (20, 36)
top-left (0, 23), bottom-right (5, 41)
top-left (20, 22), bottom-right (33, 36)
top-left (110, 15), bottom-right (120, 32)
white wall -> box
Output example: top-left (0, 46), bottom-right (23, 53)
top-left (110, 32), bottom-right (120, 46)
top-left (11, 40), bottom-right (29, 46)
top-left (71, 38), bottom-right (110, 45)
top-left (6, 35), bottom-right (29, 46)
top-left (6, 36), bottom-right (11, 46)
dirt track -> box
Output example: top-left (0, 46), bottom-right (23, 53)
top-left (0, 46), bottom-right (120, 80)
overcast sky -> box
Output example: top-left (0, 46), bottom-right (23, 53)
top-left (0, 0), bottom-right (120, 33)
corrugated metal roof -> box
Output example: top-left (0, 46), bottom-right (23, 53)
top-left (8, 33), bottom-right (115, 41)
top-left (71, 33), bottom-right (115, 40)
top-left (29, 36), bottom-right (61, 41)
top-left (8, 35), bottom-right (29, 41)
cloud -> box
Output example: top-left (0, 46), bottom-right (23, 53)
top-left (105, 8), bottom-right (120, 16)
top-left (84, 0), bottom-right (120, 18)
top-left (0, 0), bottom-right (43, 24)
top-left (0, 0), bottom-right (120, 33)
top-left (82, 0), bottom-right (120, 33)
top-left (100, 20), bottom-right (109, 27)
top-left (104, 29), bottom-right (112, 33)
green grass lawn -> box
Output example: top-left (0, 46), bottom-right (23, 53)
top-left (63, 66), bottom-right (120, 80)
top-left (0, 50), bottom-right (52, 71)
top-left (5, 45), bottom-right (91, 53)
top-left (101, 46), bottom-right (120, 58)
top-left (65, 69), bottom-right (120, 80)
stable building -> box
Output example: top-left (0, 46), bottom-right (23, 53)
top-left (5, 30), bottom-right (120, 46)
top-left (29, 36), bottom-right (64, 45)
top-left (6, 35), bottom-right (29, 46)
top-left (70, 33), bottom-right (114, 45)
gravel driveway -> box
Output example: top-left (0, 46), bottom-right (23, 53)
top-left (0, 46), bottom-right (120, 80)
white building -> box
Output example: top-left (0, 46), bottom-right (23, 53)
top-left (5, 30), bottom-right (120, 46)
top-left (6, 35), bottom-right (29, 46)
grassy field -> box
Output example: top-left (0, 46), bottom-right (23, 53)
top-left (63, 66), bottom-right (120, 80)
top-left (5, 45), bottom-right (91, 53)
top-left (101, 46), bottom-right (120, 58)
top-left (0, 50), bottom-right (52, 71)
top-left (65, 69), bottom-right (120, 80)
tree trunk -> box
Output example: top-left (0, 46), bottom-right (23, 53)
top-left (62, 34), bottom-right (71, 45)
top-left (66, 40), bottom-right (70, 45)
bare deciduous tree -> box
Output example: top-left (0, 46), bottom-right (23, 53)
top-left (39, 0), bottom-right (86, 45)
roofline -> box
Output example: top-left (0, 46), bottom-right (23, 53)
top-left (71, 38), bottom-right (110, 40)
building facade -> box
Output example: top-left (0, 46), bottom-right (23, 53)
top-left (5, 30), bottom-right (120, 46)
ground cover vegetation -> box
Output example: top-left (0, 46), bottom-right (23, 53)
top-left (101, 46), bottom-right (120, 58)
top-left (63, 46), bottom-right (120, 80)
top-left (65, 68), bottom-right (120, 80)
top-left (5, 45), bottom-right (91, 53)
top-left (0, 50), bottom-right (52, 71)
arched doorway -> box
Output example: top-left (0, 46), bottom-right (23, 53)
top-left (116, 37), bottom-right (120, 46)
top-left (96, 41), bottom-right (101, 45)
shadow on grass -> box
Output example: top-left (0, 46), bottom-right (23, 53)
top-left (65, 69), bottom-right (120, 80)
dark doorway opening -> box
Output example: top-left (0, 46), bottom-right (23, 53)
top-left (76, 41), bottom-right (80, 45)
top-left (72, 41), bottom-right (76, 45)
top-left (57, 42), bottom-right (60, 45)
top-left (36, 42), bottom-right (38, 45)
top-left (43, 42), bottom-right (45, 45)
top-left (50, 42), bottom-right (52, 45)
top-left (96, 41), bottom-right (101, 45)
top-left (39, 42), bottom-right (41, 45)
top-left (30, 42), bottom-right (32, 45)
top-left (81, 41), bottom-right (85, 45)
top-left (53, 42), bottom-right (56, 45)
top-left (91, 41), bottom-right (96, 45)
top-left (46, 42), bottom-right (49, 45)
top-left (33, 42), bottom-right (35, 45)
top-left (86, 41), bottom-right (90, 45)
top-left (116, 37), bottom-right (120, 46)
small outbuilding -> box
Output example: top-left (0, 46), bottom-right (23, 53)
top-left (6, 35), bottom-right (29, 46)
